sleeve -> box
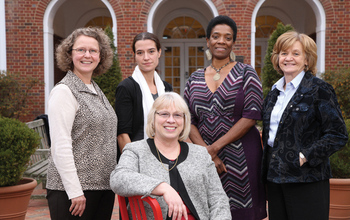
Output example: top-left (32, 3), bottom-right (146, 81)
top-left (115, 81), bottom-right (134, 136)
top-left (163, 80), bottom-right (173, 92)
top-left (110, 144), bottom-right (163, 197)
top-left (48, 84), bottom-right (83, 199)
top-left (183, 76), bottom-right (199, 126)
top-left (242, 64), bottom-right (263, 120)
top-left (303, 84), bottom-right (348, 167)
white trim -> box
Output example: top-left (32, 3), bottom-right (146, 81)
top-left (0, 0), bottom-right (7, 71)
top-left (43, 0), bottom-right (66, 114)
top-left (147, 0), bottom-right (218, 33)
top-left (43, 0), bottom-right (117, 113)
top-left (101, 0), bottom-right (118, 47)
top-left (305, 0), bottom-right (326, 75)
top-left (251, 0), bottom-right (326, 76)
top-left (251, 0), bottom-right (266, 68)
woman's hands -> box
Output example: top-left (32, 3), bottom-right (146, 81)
top-left (152, 182), bottom-right (188, 220)
top-left (207, 145), bottom-right (227, 174)
top-left (70, 195), bottom-right (86, 217)
top-left (213, 156), bottom-right (227, 174)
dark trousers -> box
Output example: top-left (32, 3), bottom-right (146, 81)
top-left (47, 189), bottom-right (115, 220)
top-left (267, 180), bottom-right (330, 220)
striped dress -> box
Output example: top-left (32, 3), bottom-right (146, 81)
top-left (184, 62), bottom-right (267, 220)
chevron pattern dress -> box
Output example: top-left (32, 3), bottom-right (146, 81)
top-left (184, 62), bottom-right (267, 219)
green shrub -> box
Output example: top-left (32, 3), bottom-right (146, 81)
top-left (0, 71), bottom-right (42, 119)
top-left (93, 25), bottom-right (122, 107)
top-left (330, 119), bottom-right (350, 178)
top-left (322, 67), bottom-right (350, 119)
top-left (0, 117), bottom-right (41, 186)
top-left (262, 23), bottom-right (294, 98)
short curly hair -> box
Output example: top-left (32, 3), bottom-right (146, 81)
top-left (206, 15), bottom-right (237, 42)
top-left (271, 31), bottom-right (317, 75)
top-left (55, 27), bottom-right (113, 76)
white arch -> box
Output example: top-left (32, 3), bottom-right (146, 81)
top-left (147, 0), bottom-right (219, 33)
top-left (43, 0), bottom-right (117, 113)
top-left (0, 0), bottom-right (7, 71)
top-left (251, 0), bottom-right (326, 75)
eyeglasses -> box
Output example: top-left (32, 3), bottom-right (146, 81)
top-left (155, 111), bottom-right (184, 120)
top-left (72, 48), bottom-right (100, 56)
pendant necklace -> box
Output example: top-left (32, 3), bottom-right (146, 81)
top-left (156, 146), bottom-right (179, 172)
top-left (211, 60), bottom-right (232, 81)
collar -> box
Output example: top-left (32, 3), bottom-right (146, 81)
top-left (272, 71), bottom-right (305, 91)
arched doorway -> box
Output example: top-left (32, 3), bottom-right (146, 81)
top-left (43, 0), bottom-right (116, 112)
top-left (160, 16), bottom-right (208, 95)
top-left (147, 0), bottom-right (217, 95)
top-left (251, 0), bottom-right (325, 75)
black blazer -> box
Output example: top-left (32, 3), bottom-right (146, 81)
top-left (262, 71), bottom-right (348, 184)
top-left (115, 76), bottom-right (172, 159)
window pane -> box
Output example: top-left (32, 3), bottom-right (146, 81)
top-left (163, 16), bottom-right (205, 39)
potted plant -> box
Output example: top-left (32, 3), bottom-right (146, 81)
top-left (322, 68), bottom-right (350, 219)
top-left (0, 71), bottom-right (42, 219)
top-left (0, 116), bottom-right (41, 220)
top-left (329, 119), bottom-right (350, 220)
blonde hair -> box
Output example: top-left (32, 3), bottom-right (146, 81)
top-left (146, 92), bottom-right (191, 141)
top-left (271, 31), bottom-right (317, 75)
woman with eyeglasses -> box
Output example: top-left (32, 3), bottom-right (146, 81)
top-left (46, 27), bottom-right (118, 219)
top-left (110, 92), bottom-right (231, 220)
top-left (115, 32), bottom-right (172, 162)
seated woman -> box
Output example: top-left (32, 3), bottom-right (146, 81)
top-left (110, 92), bottom-right (231, 220)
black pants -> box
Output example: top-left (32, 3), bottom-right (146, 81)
top-left (267, 180), bottom-right (330, 220)
top-left (47, 189), bottom-right (115, 220)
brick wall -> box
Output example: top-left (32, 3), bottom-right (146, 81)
top-left (4, 0), bottom-right (350, 122)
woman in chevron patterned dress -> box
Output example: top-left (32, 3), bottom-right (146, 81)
top-left (184, 15), bottom-right (267, 220)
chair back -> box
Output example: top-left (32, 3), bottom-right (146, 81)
top-left (118, 195), bottom-right (163, 220)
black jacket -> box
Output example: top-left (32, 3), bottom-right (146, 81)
top-left (262, 71), bottom-right (348, 183)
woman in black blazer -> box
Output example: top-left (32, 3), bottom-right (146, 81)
top-left (115, 32), bottom-right (172, 160)
top-left (262, 31), bottom-right (348, 220)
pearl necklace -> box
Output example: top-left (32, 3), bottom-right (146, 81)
top-left (211, 60), bottom-right (232, 81)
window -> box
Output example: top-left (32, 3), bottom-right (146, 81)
top-left (163, 16), bottom-right (205, 39)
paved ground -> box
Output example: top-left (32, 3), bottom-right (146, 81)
top-left (26, 184), bottom-right (268, 220)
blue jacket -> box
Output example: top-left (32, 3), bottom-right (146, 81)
top-left (262, 71), bottom-right (348, 184)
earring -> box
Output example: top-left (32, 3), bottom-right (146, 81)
top-left (230, 51), bottom-right (236, 61)
top-left (205, 49), bottom-right (212, 60)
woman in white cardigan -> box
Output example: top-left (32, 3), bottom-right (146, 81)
top-left (110, 92), bottom-right (230, 220)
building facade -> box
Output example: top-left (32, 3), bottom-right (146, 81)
top-left (1, 0), bottom-right (349, 121)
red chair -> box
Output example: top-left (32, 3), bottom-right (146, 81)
top-left (118, 195), bottom-right (163, 220)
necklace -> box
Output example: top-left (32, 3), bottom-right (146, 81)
top-left (155, 146), bottom-right (179, 172)
top-left (211, 60), bottom-right (232, 81)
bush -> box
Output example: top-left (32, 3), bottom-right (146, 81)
top-left (322, 68), bottom-right (350, 119)
top-left (261, 23), bottom-right (294, 97)
top-left (0, 71), bottom-right (42, 119)
top-left (330, 119), bottom-right (350, 178)
top-left (93, 26), bottom-right (122, 107)
top-left (0, 117), bottom-right (41, 186)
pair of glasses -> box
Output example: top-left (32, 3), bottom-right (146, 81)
top-left (72, 48), bottom-right (100, 56)
top-left (156, 111), bottom-right (184, 120)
